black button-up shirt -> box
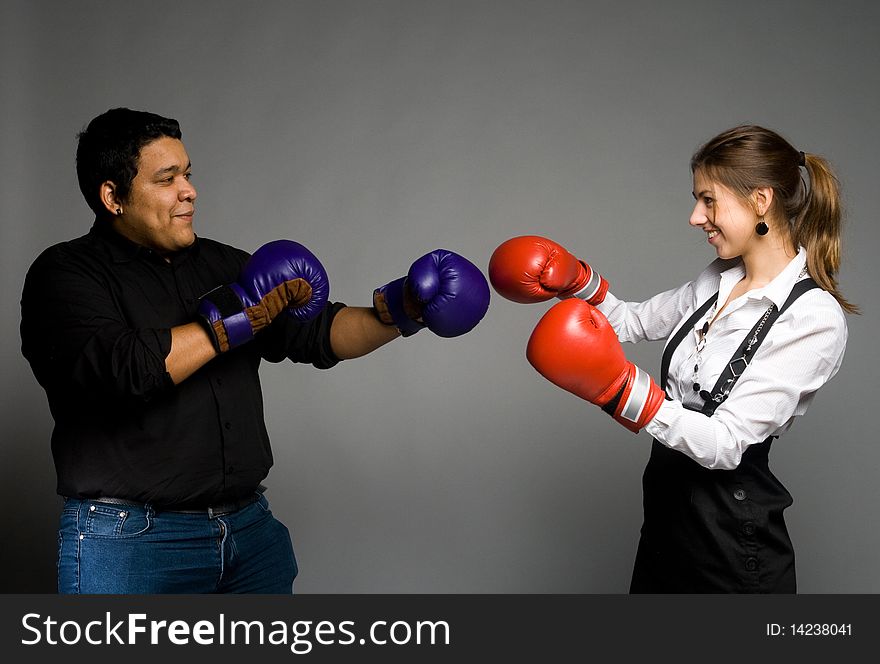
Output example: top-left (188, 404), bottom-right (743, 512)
top-left (20, 219), bottom-right (344, 507)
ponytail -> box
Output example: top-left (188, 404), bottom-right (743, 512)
top-left (794, 154), bottom-right (859, 314)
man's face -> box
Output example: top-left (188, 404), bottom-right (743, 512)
top-left (115, 136), bottom-right (197, 256)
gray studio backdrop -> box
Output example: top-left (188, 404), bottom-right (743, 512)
top-left (2, 0), bottom-right (878, 592)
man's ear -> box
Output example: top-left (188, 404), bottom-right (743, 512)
top-left (99, 180), bottom-right (123, 216)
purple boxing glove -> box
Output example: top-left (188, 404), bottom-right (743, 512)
top-left (373, 249), bottom-right (490, 337)
top-left (198, 240), bottom-right (330, 352)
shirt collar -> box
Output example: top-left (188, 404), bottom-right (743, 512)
top-left (716, 247), bottom-right (808, 310)
top-left (761, 247), bottom-right (808, 308)
top-left (89, 217), bottom-right (200, 264)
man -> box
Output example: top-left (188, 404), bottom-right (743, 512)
top-left (20, 108), bottom-right (490, 593)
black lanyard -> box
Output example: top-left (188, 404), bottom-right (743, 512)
top-left (660, 278), bottom-right (819, 416)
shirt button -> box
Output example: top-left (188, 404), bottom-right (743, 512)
top-left (89, 505), bottom-right (96, 511)
top-left (227, 466), bottom-right (235, 473)
top-left (225, 422), bottom-right (232, 430)
top-left (742, 521), bottom-right (756, 536)
top-left (745, 557), bottom-right (758, 571)
top-left (216, 378), bottom-right (223, 386)
top-left (733, 489), bottom-right (747, 501)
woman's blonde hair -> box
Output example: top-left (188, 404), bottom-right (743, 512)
top-left (691, 124), bottom-right (858, 314)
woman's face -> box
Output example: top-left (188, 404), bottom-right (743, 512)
top-left (689, 170), bottom-right (758, 260)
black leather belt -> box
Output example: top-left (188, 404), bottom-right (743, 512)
top-left (86, 487), bottom-right (264, 518)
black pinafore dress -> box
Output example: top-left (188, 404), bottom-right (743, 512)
top-left (630, 279), bottom-right (817, 593)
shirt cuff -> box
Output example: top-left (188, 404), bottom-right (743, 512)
top-left (643, 399), bottom-right (670, 440)
top-left (594, 291), bottom-right (621, 317)
top-left (643, 398), bottom-right (727, 469)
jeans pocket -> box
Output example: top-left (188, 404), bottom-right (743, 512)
top-left (84, 503), bottom-right (152, 539)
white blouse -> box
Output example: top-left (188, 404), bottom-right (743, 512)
top-left (595, 248), bottom-right (848, 470)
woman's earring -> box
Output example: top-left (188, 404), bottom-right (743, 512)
top-left (755, 218), bottom-right (769, 236)
top-left (115, 208), bottom-right (122, 216)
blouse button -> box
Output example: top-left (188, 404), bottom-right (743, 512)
top-left (733, 489), bottom-right (747, 501)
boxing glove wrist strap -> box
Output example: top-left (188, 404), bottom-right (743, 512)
top-left (619, 366), bottom-right (655, 424)
top-left (372, 277), bottom-right (425, 337)
top-left (600, 365), bottom-right (663, 433)
top-left (568, 262), bottom-right (608, 304)
top-left (197, 284), bottom-right (255, 353)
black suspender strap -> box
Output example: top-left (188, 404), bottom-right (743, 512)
top-left (660, 293), bottom-right (718, 392)
top-left (699, 278), bottom-right (819, 415)
top-left (659, 278), bottom-right (820, 410)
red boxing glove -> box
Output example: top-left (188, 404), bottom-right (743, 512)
top-left (488, 235), bottom-right (608, 304)
top-left (526, 299), bottom-right (664, 433)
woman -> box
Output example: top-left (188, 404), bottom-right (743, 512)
top-left (488, 125), bottom-right (855, 592)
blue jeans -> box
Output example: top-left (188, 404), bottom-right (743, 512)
top-left (57, 493), bottom-right (298, 594)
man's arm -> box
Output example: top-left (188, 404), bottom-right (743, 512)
top-left (171, 240), bottom-right (334, 383)
top-left (166, 322), bottom-right (219, 384)
top-left (329, 307), bottom-right (400, 360)
top-left (264, 249), bottom-right (490, 367)
top-left (168, 304), bottom-right (396, 383)
top-left (167, 308), bottom-right (392, 383)
top-left (327, 249), bottom-right (491, 360)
